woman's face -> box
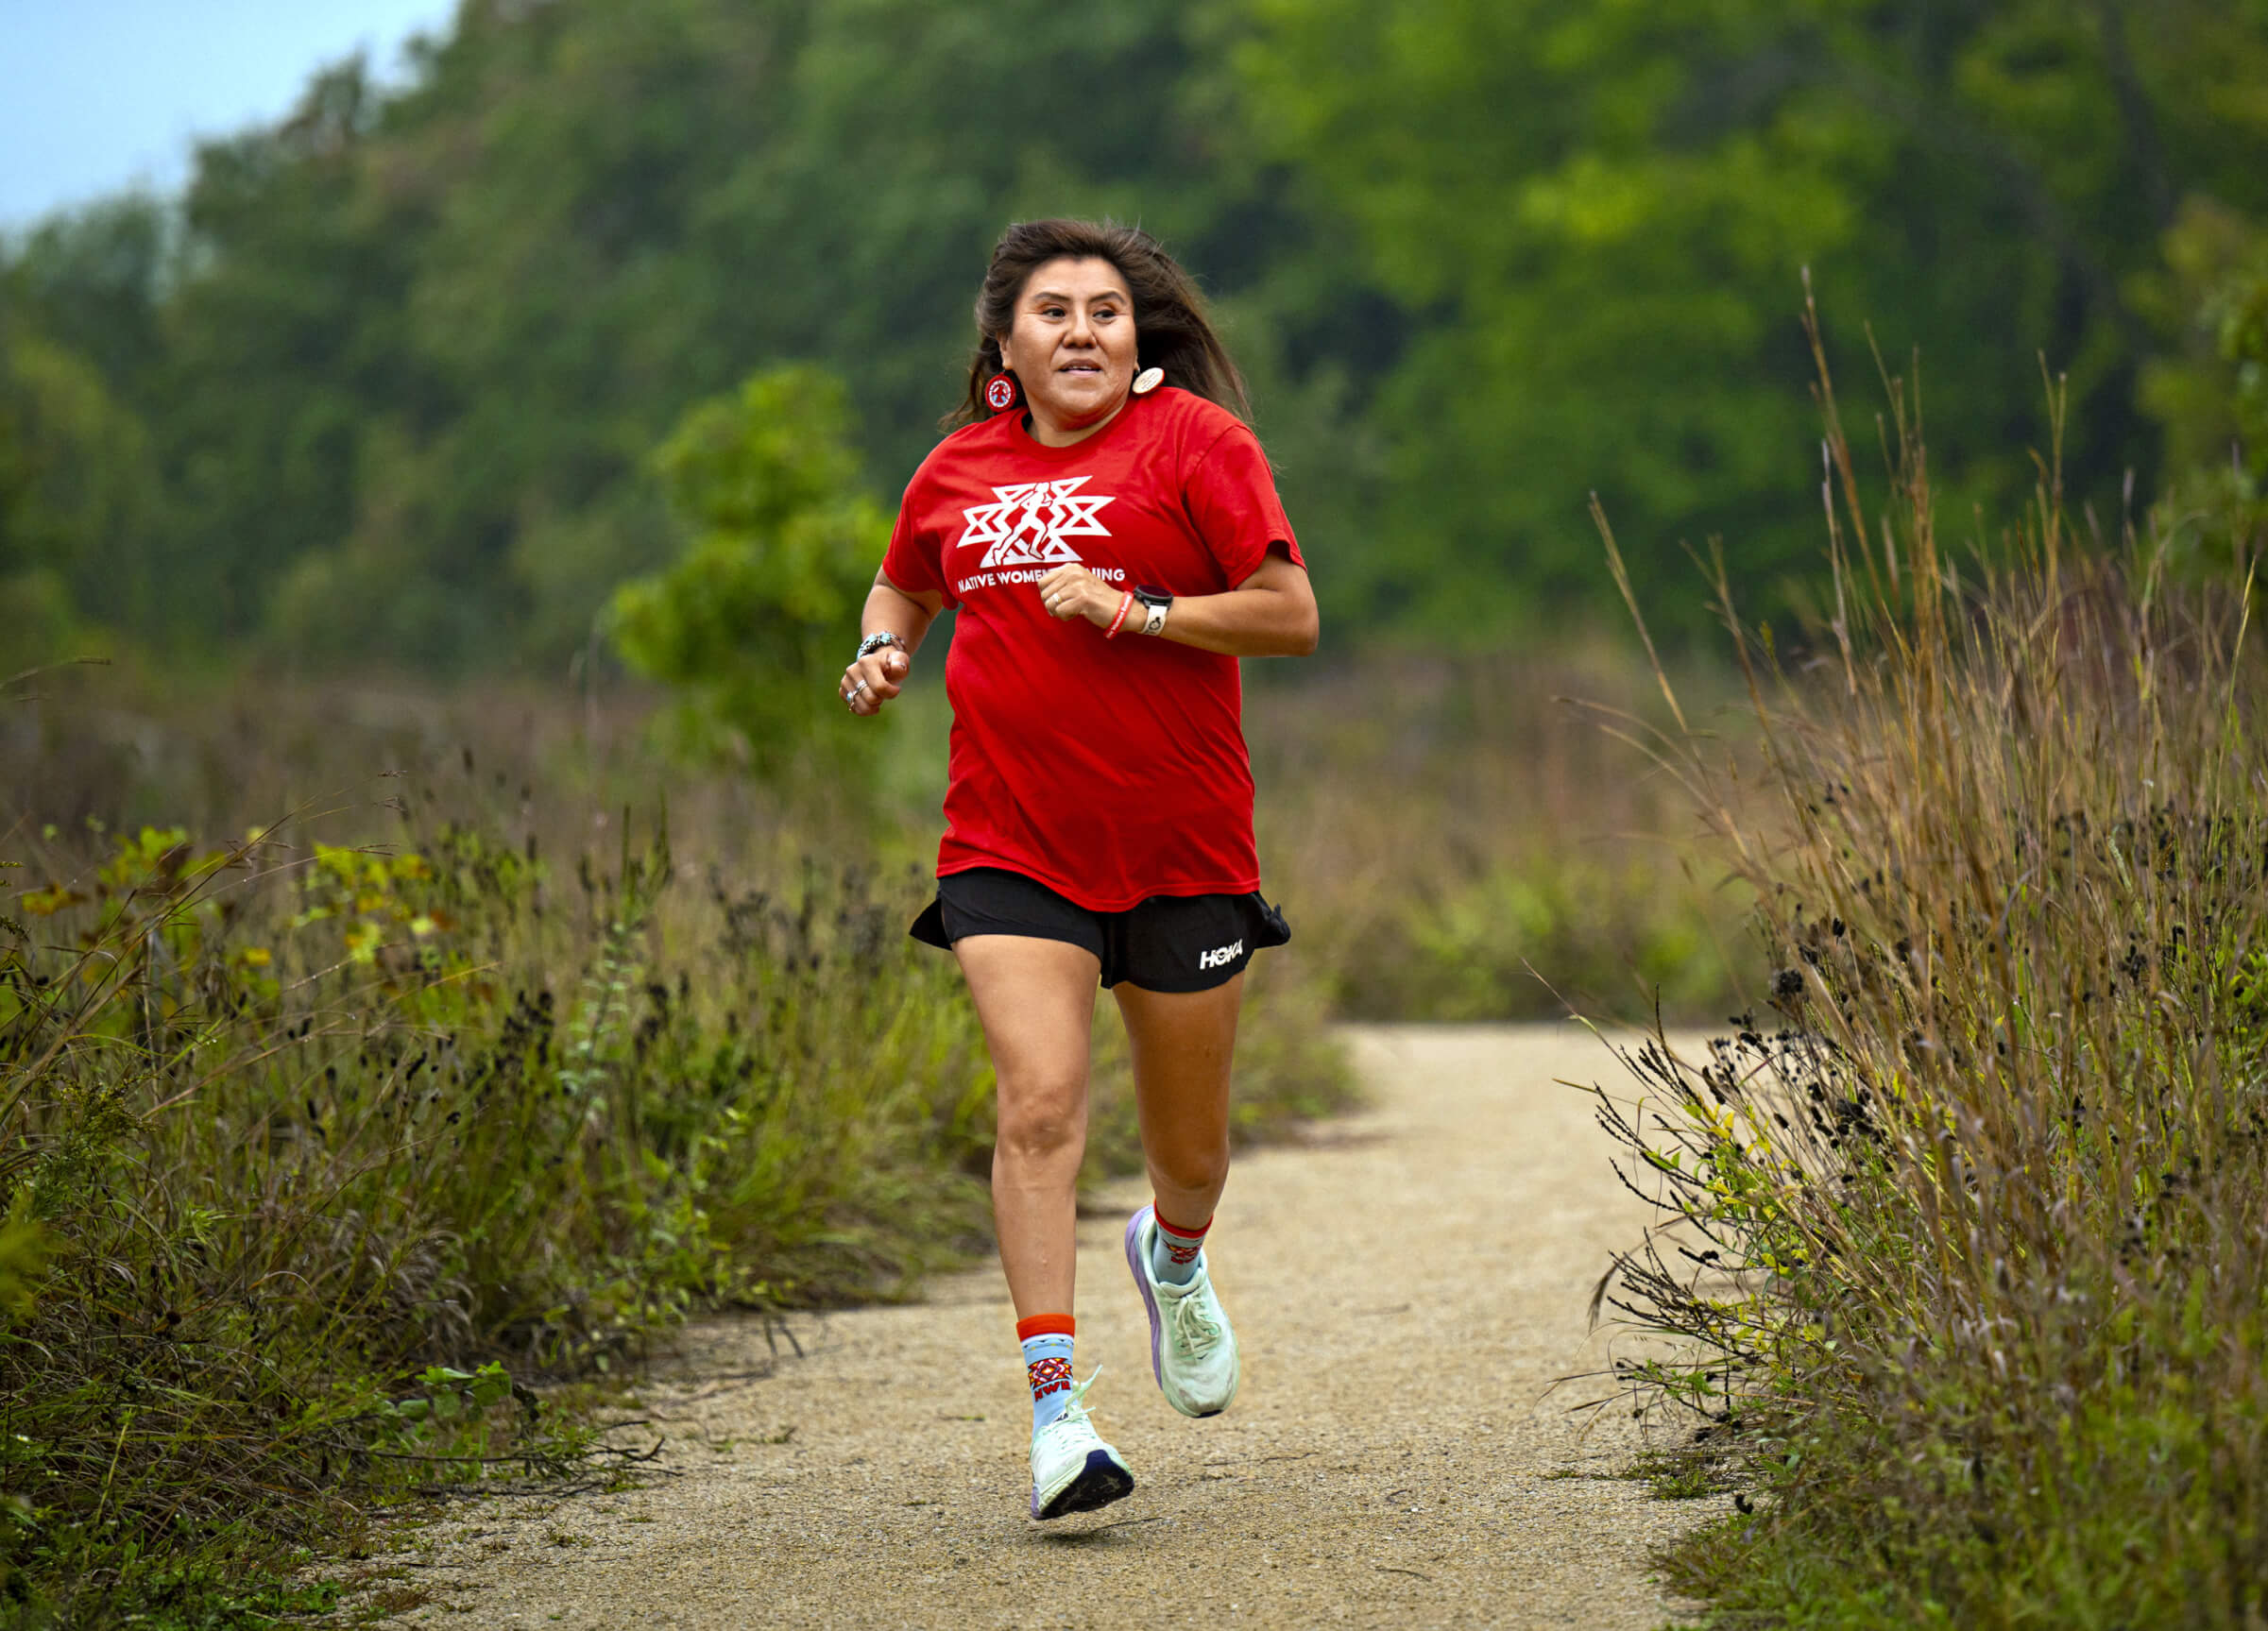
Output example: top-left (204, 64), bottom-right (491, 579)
top-left (998, 256), bottom-right (1137, 434)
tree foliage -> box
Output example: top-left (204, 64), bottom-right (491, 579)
top-left (610, 365), bottom-right (887, 776)
top-left (0, 330), bottom-right (156, 666)
top-left (1234, 0), bottom-right (2268, 628)
top-left (1, 0), bottom-right (2263, 669)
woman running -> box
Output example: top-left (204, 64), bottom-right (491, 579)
top-left (837, 218), bottom-right (1317, 1521)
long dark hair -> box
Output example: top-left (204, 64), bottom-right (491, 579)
top-left (946, 218), bottom-right (1252, 430)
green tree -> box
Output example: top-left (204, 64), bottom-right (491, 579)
top-left (608, 365), bottom-right (886, 779)
top-left (165, 59), bottom-right (429, 657)
top-left (0, 0), bottom-right (1392, 670)
top-left (9, 0), bottom-right (2267, 666)
top-left (4, 195), bottom-right (171, 407)
top-left (1, 197), bottom-right (172, 660)
top-left (1231, 0), bottom-right (2268, 634)
top-left (217, 0), bottom-right (1346, 670)
top-left (0, 328), bottom-right (160, 665)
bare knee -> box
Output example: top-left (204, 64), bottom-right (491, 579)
top-left (1151, 1141), bottom-right (1230, 1198)
top-left (996, 1083), bottom-right (1085, 1166)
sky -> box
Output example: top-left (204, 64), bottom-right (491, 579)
top-left (0, 0), bottom-right (459, 229)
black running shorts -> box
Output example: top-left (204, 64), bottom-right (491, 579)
top-left (910, 867), bottom-right (1290, 993)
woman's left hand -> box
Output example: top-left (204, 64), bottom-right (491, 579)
top-left (1037, 564), bottom-right (1127, 629)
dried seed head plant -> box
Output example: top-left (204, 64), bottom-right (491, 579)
top-left (1583, 281), bottom-right (2268, 1623)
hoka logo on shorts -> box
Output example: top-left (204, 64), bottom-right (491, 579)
top-left (958, 477), bottom-right (1115, 570)
top-left (1198, 939), bottom-right (1244, 971)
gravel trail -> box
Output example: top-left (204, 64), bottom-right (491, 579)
top-left (381, 1024), bottom-right (1722, 1629)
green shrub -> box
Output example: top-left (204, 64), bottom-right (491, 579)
top-left (0, 810), bottom-right (1003, 1621)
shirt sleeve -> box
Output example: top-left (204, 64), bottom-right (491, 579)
top-left (1183, 422), bottom-right (1304, 586)
top-left (880, 467), bottom-right (951, 605)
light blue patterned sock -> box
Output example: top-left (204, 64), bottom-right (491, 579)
top-left (1151, 1211), bottom-right (1210, 1287)
top-left (1019, 1316), bottom-right (1076, 1434)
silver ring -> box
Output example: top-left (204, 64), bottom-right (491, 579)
top-left (850, 677), bottom-right (868, 695)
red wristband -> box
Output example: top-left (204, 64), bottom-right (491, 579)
top-left (1104, 590), bottom-right (1134, 638)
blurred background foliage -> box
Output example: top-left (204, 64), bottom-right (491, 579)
top-left (3, 0), bottom-right (2266, 679)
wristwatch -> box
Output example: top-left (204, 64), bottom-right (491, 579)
top-left (1133, 586), bottom-right (1172, 637)
top-left (855, 631), bottom-right (907, 660)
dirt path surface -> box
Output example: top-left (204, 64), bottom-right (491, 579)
top-left (384, 1025), bottom-right (1722, 1629)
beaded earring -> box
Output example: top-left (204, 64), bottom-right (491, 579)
top-left (985, 372), bottom-right (1021, 414)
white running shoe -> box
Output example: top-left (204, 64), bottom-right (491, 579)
top-left (1124, 1204), bottom-right (1241, 1418)
top-left (1029, 1371), bottom-right (1135, 1521)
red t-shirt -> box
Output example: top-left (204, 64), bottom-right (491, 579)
top-left (881, 387), bottom-right (1303, 911)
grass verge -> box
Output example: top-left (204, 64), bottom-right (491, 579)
top-left (1586, 301), bottom-right (2268, 1626)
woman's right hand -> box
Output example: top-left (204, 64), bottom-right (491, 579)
top-left (842, 647), bottom-right (912, 717)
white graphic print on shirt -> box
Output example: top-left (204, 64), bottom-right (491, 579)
top-left (957, 477), bottom-right (1116, 571)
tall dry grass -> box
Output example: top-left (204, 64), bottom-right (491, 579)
top-left (1590, 303), bottom-right (2268, 1625)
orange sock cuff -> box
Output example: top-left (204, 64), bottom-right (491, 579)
top-left (1016, 1313), bottom-right (1075, 1342)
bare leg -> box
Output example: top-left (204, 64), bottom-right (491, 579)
top-left (955, 935), bottom-right (1101, 1319)
top-left (1114, 973), bottom-right (1244, 1231)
